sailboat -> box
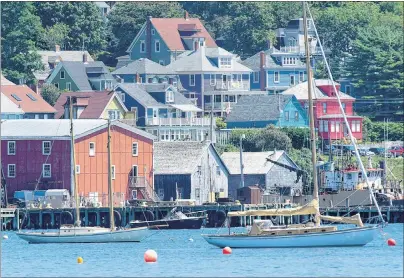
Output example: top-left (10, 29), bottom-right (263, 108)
top-left (17, 97), bottom-right (149, 243)
top-left (202, 2), bottom-right (385, 248)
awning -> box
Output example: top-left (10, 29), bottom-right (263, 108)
top-left (170, 104), bottom-right (203, 112)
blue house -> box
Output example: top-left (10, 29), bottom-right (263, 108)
top-left (241, 49), bottom-right (307, 95)
top-left (225, 94), bottom-right (308, 129)
top-left (125, 12), bottom-right (217, 66)
top-left (115, 83), bottom-right (212, 141)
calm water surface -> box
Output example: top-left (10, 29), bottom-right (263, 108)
top-left (1, 224), bottom-right (403, 277)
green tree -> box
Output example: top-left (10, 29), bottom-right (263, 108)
top-left (41, 23), bottom-right (70, 50)
top-left (216, 117), bottom-right (227, 129)
top-left (255, 126), bottom-right (292, 152)
top-left (280, 127), bottom-right (310, 150)
top-left (1, 2), bottom-right (44, 84)
top-left (41, 84), bottom-right (61, 106)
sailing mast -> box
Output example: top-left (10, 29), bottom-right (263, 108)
top-left (70, 96), bottom-right (80, 227)
top-left (107, 119), bottom-right (115, 230)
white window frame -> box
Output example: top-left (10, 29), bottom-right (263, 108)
top-left (140, 40), bottom-right (146, 53)
top-left (294, 111), bottom-right (299, 121)
top-left (324, 120), bottom-right (329, 132)
top-left (155, 40), bottom-right (160, 52)
top-left (60, 70), bottom-right (65, 79)
top-left (43, 164), bottom-right (51, 178)
top-left (120, 92), bottom-right (125, 102)
top-left (111, 165), bottom-right (116, 180)
top-left (75, 165), bottom-right (81, 174)
top-left (319, 120), bottom-right (324, 132)
top-left (166, 90), bottom-right (174, 102)
top-left (290, 75), bottom-right (295, 85)
top-left (331, 121), bottom-right (335, 132)
top-left (322, 102), bottom-right (327, 114)
top-left (66, 82), bottom-right (71, 91)
top-left (284, 111), bottom-right (289, 121)
top-left (189, 74), bottom-right (195, 86)
top-left (7, 141), bottom-right (16, 155)
top-left (274, 71), bottom-right (280, 83)
top-left (219, 57), bottom-right (232, 68)
top-left (253, 72), bottom-right (259, 83)
top-left (336, 121), bottom-right (340, 132)
top-left (356, 121), bottom-right (361, 132)
top-left (299, 71), bottom-right (304, 82)
top-left (42, 141), bottom-right (51, 155)
top-left (108, 110), bottom-right (120, 120)
top-left (342, 103), bottom-right (346, 112)
top-left (89, 142), bottom-right (96, 157)
top-left (132, 142), bottom-right (138, 156)
top-left (8, 164), bottom-right (16, 178)
top-left (131, 165), bottom-right (138, 177)
top-left (210, 74), bottom-right (216, 86)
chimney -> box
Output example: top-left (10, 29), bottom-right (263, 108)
top-left (184, 11), bottom-right (189, 20)
top-left (55, 44), bottom-right (61, 53)
top-left (146, 16), bottom-right (152, 59)
top-left (260, 51), bottom-right (266, 91)
top-left (83, 52), bottom-right (88, 64)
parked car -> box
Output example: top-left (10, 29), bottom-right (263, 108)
top-left (358, 148), bottom-right (375, 156)
top-left (369, 147), bottom-right (385, 155)
top-left (388, 146), bottom-right (404, 157)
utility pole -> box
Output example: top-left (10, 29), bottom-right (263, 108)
top-left (239, 134), bottom-right (246, 189)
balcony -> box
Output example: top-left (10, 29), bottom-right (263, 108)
top-left (204, 80), bottom-right (249, 92)
top-left (128, 176), bottom-right (147, 188)
top-left (146, 117), bottom-right (211, 126)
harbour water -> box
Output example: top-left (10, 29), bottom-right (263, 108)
top-left (1, 224), bottom-right (403, 277)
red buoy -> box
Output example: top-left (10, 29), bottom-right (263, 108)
top-left (223, 246), bottom-right (232, 255)
top-left (387, 238), bottom-right (396, 246)
top-left (144, 250), bottom-right (158, 262)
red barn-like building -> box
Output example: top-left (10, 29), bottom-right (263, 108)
top-left (1, 119), bottom-right (156, 204)
top-left (282, 79), bottom-right (362, 140)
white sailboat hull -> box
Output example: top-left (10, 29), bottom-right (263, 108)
top-left (17, 226), bottom-right (150, 244)
top-left (202, 226), bottom-right (378, 248)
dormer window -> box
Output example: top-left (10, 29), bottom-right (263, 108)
top-left (60, 70), bottom-right (65, 79)
top-left (283, 57), bottom-right (297, 65)
top-left (219, 57), bottom-right (232, 68)
top-left (166, 90), bottom-right (174, 103)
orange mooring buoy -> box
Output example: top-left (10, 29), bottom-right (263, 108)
top-left (144, 249), bottom-right (158, 262)
top-left (387, 238), bottom-right (396, 246)
top-left (223, 246), bottom-right (232, 255)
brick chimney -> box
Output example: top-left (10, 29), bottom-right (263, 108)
top-left (260, 51), bottom-right (266, 91)
top-left (55, 44), bottom-right (61, 53)
top-left (146, 16), bottom-right (152, 59)
top-left (83, 52), bottom-right (88, 64)
top-left (184, 11), bottom-right (189, 20)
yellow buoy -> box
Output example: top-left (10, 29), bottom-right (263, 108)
top-left (77, 257), bottom-right (84, 264)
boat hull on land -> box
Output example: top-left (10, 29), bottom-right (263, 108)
top-left (202, 226), bottom-right (378, 248)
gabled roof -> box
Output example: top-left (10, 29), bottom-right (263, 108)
top-left (53, 91), bottom-right (126, 119)
top-left (1, 93), bottom-right (24, 114)
top-left (1, 119), bottom-right (156, 141)
top-left (225, 94), bottom-right (295, 123)
top-left (112, 58), bottom-right (174, 75)
top-left (154, 141), bottom-right (228, 175)
top-left (241, 49), bottom-right (306, 71)
top-left (1, 85), bottom-right (56, 114)
top-left (166, 47), bottom-right (252, 73)
top-left (282, 79), bottom-right (354, 100)
top-left (221, 151), bottom-right (285, 175)
top-left (47, 61), bottom-right (114, 91)
top-left (1, 73), bottom-right (15, 85)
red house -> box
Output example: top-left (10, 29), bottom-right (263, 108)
top-left (1, 119), bottom-right (156, 204)
top-left (282, 79), bottom-right (362, 140)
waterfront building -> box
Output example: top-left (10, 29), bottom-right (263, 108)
top-left (1, 93), bottom-right (24, 120)
top-left (1, 85), bottom-right (56, 119)
top-left (282, 79), bottom-right (362, 140)
top-left (115, 83), bottom-right (211, 142)
top-left (53, 91), bottom-right (128, 120)
top-left (221, 151), bottom-right (303, 201)
top-left (1, 119), bottom-right (155, 202)
top-left (154, 141), bottom-right (229, 205)
top-left (225, 94), bottom-right (308, 128)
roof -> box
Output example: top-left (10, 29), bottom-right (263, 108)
top-left (112, 58), bottom-right (174, 75)
top-left (1, 85), bottom-right (57, 114)
top-left (1, 119), bottom-right (156, 141)
top-left (154, 141), bottom-right (213, 174)
top-left (1, 73), bottom-right (15, 85)
top-left (47, 61), bottom-right (114, 91)
top-left (281, 79), bottom-right (354, 101)
top-left (150, 18), bottom-right (217, 51)
top-left (221, 151), bottom-right (285, 175)
top-left (225, 95), bottom-right (293, 123)
top-left (1, 93), bottom-right (24, 114)
top-left (166, 47), bottom-right (252, 73)
top-left (241, 49), bottom-right (306, 71)
top-left (94, 1), bottom-right (109, 8)
top-left (53, 91), bottom-right (123, 119)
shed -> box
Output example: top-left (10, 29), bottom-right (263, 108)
top-left (237, 186), bottom-right (262, 204)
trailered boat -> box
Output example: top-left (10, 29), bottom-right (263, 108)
top-left (202, 2), bottom-right (384, 248)
top-left (17, 97), bottom-right (149, 243)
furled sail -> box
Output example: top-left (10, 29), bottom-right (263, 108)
top-left (320, 213), bottom-right (364, 227)
top-left (227, 199), bottom-right (319, 217)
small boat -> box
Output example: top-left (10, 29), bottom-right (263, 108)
top-left (130, 208), bottom-right (206, 230)
top-left (17, 98), bottom-right (149, 243)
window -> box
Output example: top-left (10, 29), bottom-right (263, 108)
top-left (35, 114), bottom-right (40, 119)
top-left (132, 142), bottom-right (138, 156)
top-left (66, 82), bottom-right (71, 91)
top-left (152, 29), bottom-right (155, 35)
top-left (60, 70), bottom-right (65, 79)
top-left (119, 92), bottom-right (125, 103)
top-left (295, 111), bottom-right (299, 121)
top-left (195, 188), bottom-right (200, 198)
top-left (331, 121), bottom-right (335, 132)
top-left (8, 164), bottom-right (16, 178)
top-left (158, 188), bottom-right (164, 199)
top-left (159, 60), bottom-right (165, 66)
top-left (108, 110), bottom-right (120, 120)
top-left (11, 94), bottom-right (21, 101)
top-left (216, 166), bottom-right (221, 176)
top-left (253, 72), bottom-right (259, 83)
top-left (7, 141), bottom-right (16, 155)
top-left (219, 57), bottom-right (232, 68)
top-left (42, 141), bottom-right (51, 155)
top-left (131, 107), bottom-right (138, 120)
top-left (54, 83), bottom-right (59, 89)
top-left (319, 120), bottom-right (323, 132)
top-left (26, 94), bottom-right (37, 101)
top-left (189, 74), bottom-right (195, 86)
top-left (324, 120), bottom-right (329, 132)
top-left (347, 173), bottom-right (352, 180)
top-left (210, 74), bottom-right (216, 86)
top-left (342, 103), bottom-right (346, 112)
top-left (290, 75), bottom-right (295, 85)
top-left (284, 111), bottom-right (289, 121)
top-left (299, 72), bottom-right (304, 82)
top-left (111, 165), bottom-right (116, 180)
top-left (140, 40), bottom-right (145, 53)
top-left (322, 103), bottom-right (327, 114)
top-left (105, 80), bottom-right (113, 90)
top-left (274, 71), bottom-right (280, 83)
top-left (352, 121), bottom-right (361, 132)
top-left (75, 165), bottom-right (80, 174)
top-left (283, 57), bottom-right (297, 65)
top-left (345, 85), bottom-right (351, 95)
top-left (336, 122), bottom-right (340, 132)
top-left (131, 165), bottom-right (138, 177)
top-left (155, 40), bottom-right (160, 52)
top-left (89, 142), bottom-right (95, 156)
top-left (43, 164), bottom-right (51, 178)
top-left (166, 90), bottom-right (174, 102)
